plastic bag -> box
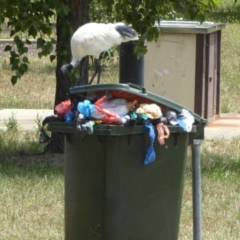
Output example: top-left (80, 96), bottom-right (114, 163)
top-left (77, 100), bottom-right (94, 118)
top-left (136, 103), bottom-right (162, 119)
top-left (176, 109), bottom-right (194, 132)
top-left (55, 99), bottom-right (71, 118)
top-left (96, 96), bottom-right (129, 116)
top-left (143, 121), bottom-right (156, 165)
top-left (93, 96), bottom-right (128, 124)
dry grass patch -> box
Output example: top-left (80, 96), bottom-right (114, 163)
top-left (179, 173), bottom-right (240, 240)
top-left (0, 119), bottom-right (64, 239)
top-left (220, 23), bottom-right (240, 113)
top-left (0, 43), bottom-right (119, 110)
top-left (179, 137), bottom-right (240, 240)
top-left (0, 161), bottom-right (64, 240)
top-left (0, 55), bottom-right (56, 109)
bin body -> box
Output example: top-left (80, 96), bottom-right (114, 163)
top-left (144, 21), bottom-right (225, 122)
top-left (64, 131), bottom-right (188, 240)
top-left (48, 83), bottom-right (205, 240)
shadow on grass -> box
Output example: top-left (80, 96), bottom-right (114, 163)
top-left (190, 141), bottom-right (240, 179)
top-left (0, 155), bottom-right (64, 177)
top-left (185, 137), bottom-right (240, 177)
top-left (201, 152), bottom-right (240, 177)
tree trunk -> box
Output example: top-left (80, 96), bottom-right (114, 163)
top-left (45, 0), bottom-right (89, 153)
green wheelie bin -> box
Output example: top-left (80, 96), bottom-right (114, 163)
top-left (47, 83), bottom-right (206, 240)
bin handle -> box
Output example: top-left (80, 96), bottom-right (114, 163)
top-left (128, 83), bottom-right (146, 94)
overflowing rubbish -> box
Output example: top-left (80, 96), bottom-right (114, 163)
top-left (40, 90), bottom-right (196, 164)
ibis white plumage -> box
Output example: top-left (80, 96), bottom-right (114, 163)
top-left (60, 22), bottom-right (139, 84)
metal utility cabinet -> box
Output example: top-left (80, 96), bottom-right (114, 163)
top-left (144, 21), bottom-right (225, 122)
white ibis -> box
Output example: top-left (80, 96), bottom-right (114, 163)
top-left (60, 22), bottom-right (139, 84)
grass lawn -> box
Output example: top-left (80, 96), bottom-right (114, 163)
top-left (1, 126), bottom-right (240, 239)
top-left (179, 137), bottom-right (240, 239)
top-left (1, 0), bottom-right (240, 239)
top-left (0, 161), bottom-right (64, 240)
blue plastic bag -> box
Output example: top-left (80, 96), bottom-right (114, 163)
top-left (143, 121), bottom-right (156, 165)
top-left (64, 110), bottom-right (74, 122)
top-left (77, 100), bottom-right (95, 118)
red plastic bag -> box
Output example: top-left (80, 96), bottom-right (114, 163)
top-left (94, 96), bottom-right (124, 124)
top-left (55, 99), bottom-right (71, 118)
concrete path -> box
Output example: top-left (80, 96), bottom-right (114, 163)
top-left (0, 109), bottom-right (240, 140)
top-left (204, 113), bottom-right (240, 140)
top-left (0, 109), bottom-right (53, 131)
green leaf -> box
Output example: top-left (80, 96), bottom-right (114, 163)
top-left (11, 75), bottom-right (18, 85)
top-left (22, 56), bottom-right (29, 63)
top-left (4, 45), bottom-right (12, 52)
top-left (10, 30), bottom-right (16, 37)
top-left (50, 55), bottom-right (56, 62)
top-left (28, 26), bottom-right (37, 38)
top-left (16, 70), bottom-right (22, 77)
top-left (23, 47), bottom-right (28, 53)
top-left (10, 51), bottom-right (18, 58)
top-left (19, 63), bottom-right (28, 73)
top-left (37, 38), bottom-right (45, 49)
top-left (25, 39), bottom-right (32, 45)
top-left (14, 35), bottom-right (20, 42)
top-left (38, 52), bottom-right (43, 58)
top-left (50, 38), bottom-right (57, 44)
top-left (18, 46), bottom-right (28, 55)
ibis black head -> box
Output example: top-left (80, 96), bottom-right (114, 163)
top-left (115, 24), bottom-right (138, 40)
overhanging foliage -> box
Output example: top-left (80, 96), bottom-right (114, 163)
top-left (0, 0), bottom-right (69, 85)
top-left (1, 0), bottom-right (218, 85)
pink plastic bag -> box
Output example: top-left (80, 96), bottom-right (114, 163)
top-left (55, 99), bottom-right (71, 118)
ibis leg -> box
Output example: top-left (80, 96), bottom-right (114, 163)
top-left (89, 59), bottom-right (102, 85)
